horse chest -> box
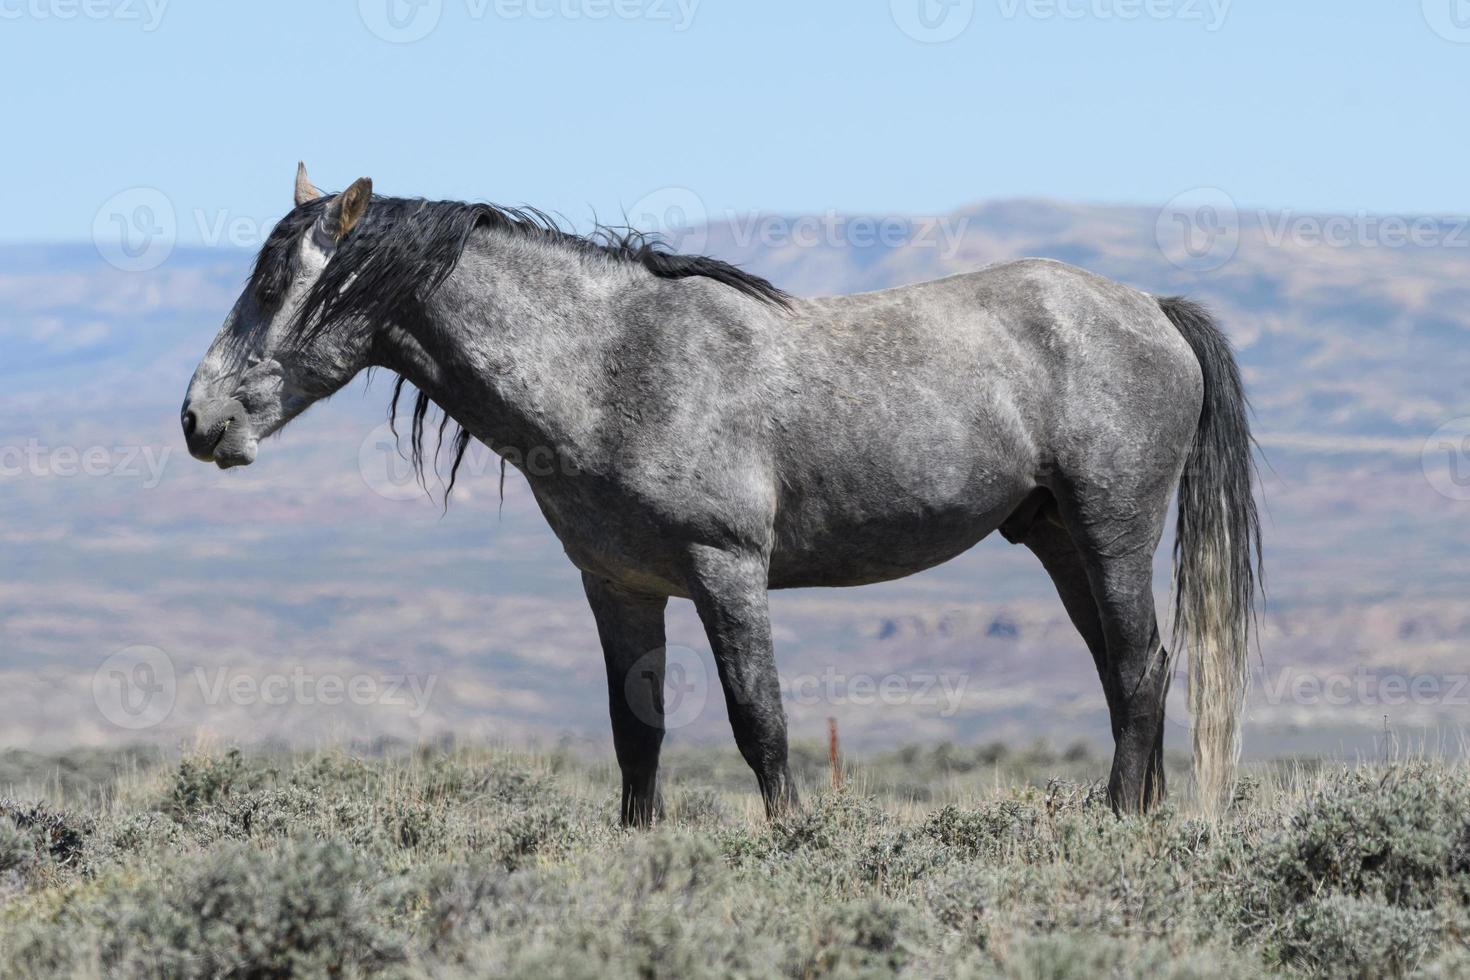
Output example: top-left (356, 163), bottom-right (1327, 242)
top-left (524, 477), bottom-right (703, 594)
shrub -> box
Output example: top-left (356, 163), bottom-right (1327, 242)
top-left (1264, 766), bottom-right (1470, 910)
top-left (925, 799), bottom-right (1042, 861)
top-left (167, 748), bottom-right (269, 816)
top-left (1274, 894), bottom-right (1438, 979)
top-left (0, 800), bottom-right (90, 868)
top-left (1000, 932), bottom-right (1260, 980)
top-left (6, 746), bottom-right (1470, 978)
top-left (857, 827), bottom-right (947, 891)
top-left (667, 786), bottom-right (728, 826)
top-left (8, 836), bottom-right (405, 978)
top-left (768, 788), bottom-right (887, 853)
top-left (790, 897), bottom-right (913, 977)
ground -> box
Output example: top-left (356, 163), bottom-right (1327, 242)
top-left (0, 740), bottom-right (1466, 978)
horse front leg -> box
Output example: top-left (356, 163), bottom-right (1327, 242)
top-left (582, 572), bottom-right (670, 827)
top-left (685, 545), bottom-right (797, 818)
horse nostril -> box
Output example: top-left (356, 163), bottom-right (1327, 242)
top-left (182, 397), bottom-right (250, 463)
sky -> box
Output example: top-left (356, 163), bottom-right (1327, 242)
top-left (2, 2), bottom-right (1467, 245)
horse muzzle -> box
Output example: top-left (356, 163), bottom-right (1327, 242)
top-left (181, 396), bottom-right (256, 467)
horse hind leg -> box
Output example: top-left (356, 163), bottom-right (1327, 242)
top-left (1011, 488), bottom-right (1171, 813)
top-left (1008, 498), bottom-right (1117, 723)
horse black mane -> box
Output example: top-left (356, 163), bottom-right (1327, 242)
top-left (246, 193), bottom-right (790, 501)
top-left (250, 193), bottom-right (790, 326)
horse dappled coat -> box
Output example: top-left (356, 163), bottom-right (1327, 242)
top-left (183, 165), bottom-right (1260, 824)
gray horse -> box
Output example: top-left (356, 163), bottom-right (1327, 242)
top-left (182, 164), bottom-right (1260, 824)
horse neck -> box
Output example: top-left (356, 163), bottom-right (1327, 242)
top-left (372, 230), bottom-right (628, 469)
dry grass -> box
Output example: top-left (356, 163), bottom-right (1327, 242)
top-left (0, 740), bottom-right (1464, 978)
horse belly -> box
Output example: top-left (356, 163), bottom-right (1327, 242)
top-left (767, 479), bottom-right (1030, 589)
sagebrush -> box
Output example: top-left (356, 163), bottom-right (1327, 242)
top-left (0, 742), bottom-right (1465, 978)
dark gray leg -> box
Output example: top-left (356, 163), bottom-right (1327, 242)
top-left (1086, 550), bottom-right (1171, 814)
top-left (1045, 493), bottom-right (1173, 815)
top-left (1017, 508), bottom-right (1112, 710)
top-left (583, 573), bottom-right (669, 827)
top-left (685, 546), bottom-right (797, 817)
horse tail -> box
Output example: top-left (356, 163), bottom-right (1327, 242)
top-left (1157, 296), bottom-right (1262, 814)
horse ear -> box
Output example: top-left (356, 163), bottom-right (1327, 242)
top-left (294, 161), bottom-right (322, 206)
top-left (323, 177), bottom-right (373, 241)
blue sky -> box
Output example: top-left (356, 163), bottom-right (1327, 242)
top-left (3, 1), bottom-right (1467, 244)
